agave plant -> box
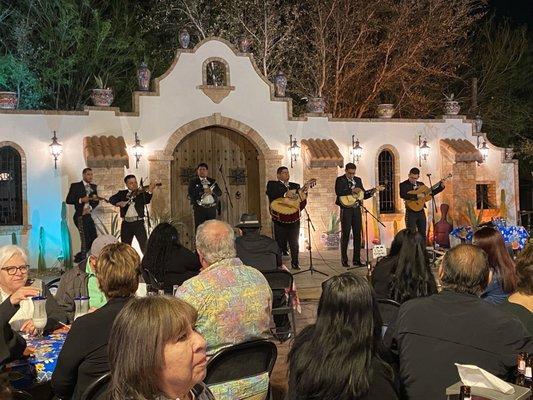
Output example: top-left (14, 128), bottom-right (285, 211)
top-left (324, 212), bottom-right (340, 235)
top-left (95, 213), bottom-right (121, 239)
top-left (94, 74), bottom-right (109, 90)
top-left (61, 201), bottom-right (73, 269)
top-left (465, 200), bottom-right (483, 230)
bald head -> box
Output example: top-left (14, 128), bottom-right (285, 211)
top-left (439, 244), bottom-right (490, 295)
top-left (195, 220), bottom-right (236, 266)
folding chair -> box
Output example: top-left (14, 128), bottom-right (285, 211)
top-left (262, 270), bottom-right (297, 341)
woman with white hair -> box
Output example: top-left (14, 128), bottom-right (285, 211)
top-left (0, 245), bottom-right (66, 335)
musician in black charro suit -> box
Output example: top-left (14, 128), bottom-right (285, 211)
top-left (188, 163), bottom-right (222, 230)
top-left (266, 166), bottom-right (303, 270)
top-left (400, 167), bottom-right (445, 238)
top-left (109, 174), bottom-right (157, 253)
top-left (335, 163), bottom-right (376, 268)
top-left (66, 168), bottom-right (99, 260)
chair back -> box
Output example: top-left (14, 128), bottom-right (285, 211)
top-left (377, 298), bottom-right (401, 336)
top-left (205, 340), bottom-right (277, 385)
top-left (80, 372), bottom-right (111, 400)
top-left (262, 270), bottom-right (293, 291)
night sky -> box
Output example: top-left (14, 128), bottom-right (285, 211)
top-left (489, 0), bottom-right (532, 26)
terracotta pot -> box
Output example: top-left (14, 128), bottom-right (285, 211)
top-left (306, 97), bottom-right (326, 113)
top-left (91, 88), bottom-right (114, 107)
top-left (274, 71), bottom-right (287, 97)
top-left (444, 100), bottom-right (460, 115)
top-left (377, 103), bottom-right (395, 118)
top-left (0, 91), bottom-right (18, 109)
top-left (137, 62), bottom-right (151, 91)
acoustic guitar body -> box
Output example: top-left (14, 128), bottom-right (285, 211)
top-left (270, 199), bottom-right (307, 224)
top-left (405, 185), bottom-right (432, 212)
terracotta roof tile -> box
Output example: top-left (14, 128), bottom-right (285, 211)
top-left (440, 139), bottom-right (482, 163)
top-left (83, 135), bottom-right (129, 168)
top-left (301, 138), bottom-right (344, 168)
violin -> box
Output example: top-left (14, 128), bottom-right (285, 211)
top-left (127, 183), bottom-right (162, 200)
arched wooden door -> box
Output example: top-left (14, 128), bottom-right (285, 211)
top-left (171, 127), bottom-right (260, 249)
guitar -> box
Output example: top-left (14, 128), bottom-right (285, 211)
top-left (405, 173), bottom-right (452, 212)
top-left (270, 178), bottom-right (317, 223)
top-left (338, 184), bottom-right (387, 208)
top-left (197, 182), bottom-right (218, 208)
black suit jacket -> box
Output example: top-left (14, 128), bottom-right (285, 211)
top-left (66, 181), bottom-right (99, 220)
top-left (52, 297), bottom-right (131, 400)
top-left (188, 177), bottom-right (222, 206)
top-left (335, 175), bottom-right (374, 208)
top-left (0, 298), bottom-right (26, 366)
top-left (109, 189), bottom-right (152, 219)
top-left (266, 181), bottom-right (300, 203)
top-left (399, 179), bottom-right (444, 209)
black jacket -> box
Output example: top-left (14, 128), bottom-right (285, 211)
top-left (188, 177), bottom-right (222, 206)
top-left (399, 179), bottom-right (444, 209)
top-left (66, 181), bottom-right (99, 221)
top-left (371, 255), bottom-right (399, 300)
top-left (335, 175), bottom-right (374, 208)
top-left (266, 181), bottom-right (300, 203)
top-left (384, 290), bottom-right (533, 400)
top-left (52, 297), bottom-right (131, 400)
top-left (0, 298), bottom-right (26, 366)
top-left (236, 231), bottom-right (282, 272)
top-left (109, 189), bottom-right (152, 219)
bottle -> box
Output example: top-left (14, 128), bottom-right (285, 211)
top-left (459, 385), bottom-right (471, 400)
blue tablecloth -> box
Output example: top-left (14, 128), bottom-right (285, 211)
top-left (450, 224), bottom-right (530, 249)
top-left (7, 333), bottom-right (66, 388)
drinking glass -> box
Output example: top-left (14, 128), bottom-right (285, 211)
top-left (31, 296), bottom-right (47, 337)
top-left (74, 296), bottom-right (90, 320)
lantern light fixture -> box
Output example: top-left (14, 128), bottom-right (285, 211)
top-left (132, 132), bottom-right (144, 169)
top-left (418, 135), bottom-right (430, 167)
top-left (49, 131), bottom-right (63, 170)
top-left (288, 134), bottom-right (300, 168)
top-left (350, 135), bottom-right (363, 164)
top-left (477, 135), bottom-right (489, 162)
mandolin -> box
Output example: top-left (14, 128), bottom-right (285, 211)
top-left (339, 184), bottom-right (387, 208)
top-left (270, 178), bottom-right (317, 223)
top-left (405, 173), bottom-right (452, 212)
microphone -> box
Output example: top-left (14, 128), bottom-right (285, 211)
top-left (426, 173), bottom-right (432, 177)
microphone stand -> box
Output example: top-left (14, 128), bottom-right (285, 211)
top-left (218, 164), bottom-right (233, 210)
top-left (294, 208), bottom-right (328, 277)
top-left (140, 178), bottom-right (152, 235)
top-left (427, 173), bottom-right (438, 266)
top-left (348, 201), bottom-right (385, 277)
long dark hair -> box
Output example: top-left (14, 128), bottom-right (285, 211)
top-left (473, 226), bottom-right (517, 293)
top-left (388, 228), bottom-right (410, 258)
top-left (287, 273), bottom-right (388, 400)
top-left (389, 229), bottom-right (437, 303)
top-left (141, 223), bottom-right (180, 283)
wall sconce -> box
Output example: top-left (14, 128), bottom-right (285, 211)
top-left (49, 131), bottom-right (63, 169)
top-left (350, 135), bottom-right (363, 164)
top-left (131, 132), bottom-right (144, 169)
top-left (288, 134), bottom-right (300, 168)
top-left (418, 135), bottom-right (430, 167)
top-left (477, 135), bottom-right (489, 161)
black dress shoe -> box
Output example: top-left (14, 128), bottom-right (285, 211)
top-left (352, 261), bottom-right (365, 267)
top-left (291, 263), bottom-right (301, 270)
top-left (342, 261), bottom-right (349, 268)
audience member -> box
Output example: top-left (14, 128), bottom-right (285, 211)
top-left (0, 245), bottom-right (66, 334)
top-left (176, 220), bottom-right (272, 399)
top-left (499, 243), bottom-right (533, 333)
top-left (385, 244), bottom-right (533, 400)
top-left (52, 242), bottom-right (140, 400)
top-left (372, 229), bottom-right (437, 303)
top-left (55, 235), bottom-right (117, 322)
top-left (235, 213), bottom-right (281, 272)
top-left (0, 286), bottom-right (39, 365)
top-left (288, 273), bottom-right (398, 400)
top-left (141, 223), bottom-right (200, 293)
top-left (473, 226), bottom-right (517, 304)
top-left (108, 296), bottom-right (214, 400)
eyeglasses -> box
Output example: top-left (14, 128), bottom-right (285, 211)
top-left (1, 265), bottom-right (29, 275)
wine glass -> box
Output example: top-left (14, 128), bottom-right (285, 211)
top-left (31, 296), bottom-right (47, 337)
top-left (74, 296), bottom-right (90, 320)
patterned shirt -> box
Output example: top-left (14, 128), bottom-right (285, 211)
top-left (176, 257), bottom-right (272, 400)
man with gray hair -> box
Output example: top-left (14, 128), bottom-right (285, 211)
top-left (175, 220), bottom-right (272, 399)
top-left (385, 244), bottom-right (533, 400)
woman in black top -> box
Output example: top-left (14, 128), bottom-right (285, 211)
top-left (288, 273), bottom-right (398, 400)
top-left (142, 223), bottom-right (201, 293)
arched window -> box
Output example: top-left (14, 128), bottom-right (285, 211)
top-left (378, 149), bottom-right (395, 213)
top-left (0, 146), bottom-right (23, 225)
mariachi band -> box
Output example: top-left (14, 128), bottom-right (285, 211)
top-left (68, 162), bottom-right (447, 265)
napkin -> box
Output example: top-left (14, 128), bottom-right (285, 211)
top-left (455, 363), bottom-right (515, 395)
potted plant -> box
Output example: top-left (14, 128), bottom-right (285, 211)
top-left (321, 213), bottom-right (341, 250)
top-left (444, 93), bottom-right (460, 115)
top-left (90, 75), bottom-right (114, 107)
top-left (376, 91), bottom-right (395, 118)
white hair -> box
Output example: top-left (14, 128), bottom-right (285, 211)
top-left (195, 220), bottom-right (236, 265)
top-left (0, 245), bottom-right (28, 268)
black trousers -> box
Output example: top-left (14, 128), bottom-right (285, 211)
top-left (121, 220), bottom-right (147, 253)
top-left (193, 206), bottom-right (217, 229)
top-left (405, 209), bottom-right (427, 237)
top-left (273, 220), bottom-right (300, 266)
top-left (74, 214), bottom-right (97, 257)
top-left (340, 207), bottom-right (362, 264)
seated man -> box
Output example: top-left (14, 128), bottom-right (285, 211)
top-left (55, 235), bottom-right (117, 322)
top-left (385, 244), bottom-right (533, 400)
top-left (176, 220), bottom-right (272, 399)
